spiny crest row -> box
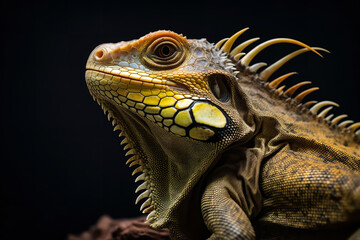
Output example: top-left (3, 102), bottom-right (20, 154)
top-left (93, 96), bottom-right (157, 223)
top-left (215, 28), bottom-right (360, 138)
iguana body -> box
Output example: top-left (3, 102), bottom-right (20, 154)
top-left (85, 29), bottom-right (360, 239)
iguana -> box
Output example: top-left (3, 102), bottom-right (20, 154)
top-left (85, 29), bottom-right (360, 240)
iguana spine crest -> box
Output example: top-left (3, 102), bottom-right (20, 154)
top-left (215, 28), bottom-right (360, 139)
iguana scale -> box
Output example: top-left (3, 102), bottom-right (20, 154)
top-left (85, 29), bottom-right (360, 240)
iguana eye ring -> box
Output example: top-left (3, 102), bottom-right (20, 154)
top-left (142, 36), bottom-right (188, 70)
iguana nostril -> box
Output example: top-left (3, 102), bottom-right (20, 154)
top-left (94, 49), bottom-right (105, 60)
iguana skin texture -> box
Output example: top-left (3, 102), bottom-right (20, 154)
top-left (85, 30), bottom-right (360, 240)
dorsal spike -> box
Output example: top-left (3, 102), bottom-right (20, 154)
top-left (140, 198), bottom-right (152, 212)
top-left (129, 160), bottom-right (142, 168)
top-left (304, 101), bottom-right (318, 108)
top-left (294, 87), bottom-right (319, 102)
top-left (269, 72), bottom-right (297, 87)
top-left (309, 101), bottom-right (339, 115)
top-left (233, 52), bottom-right (246, 61)
top-left (348, 122), bottom-right (360, 132)
top-left (317, 106), bottom-right (333, 118)
top-left (284, 81), bottom-right (312, 96)
top-left (259, 47), bottom-right (329, 81)
top-left (230, 38), bottom-right (260, 56)
top-left (325, 114), bottom-right (334, 121)
top-left (120, 138), bottom-right (128, 145)
top-left (135, 190), bottom-right (149, 204)
top-left (143, 206), bottom-right (154, 214)
top-left (355, 130), bottom-right (360, 137)
top-left (241, 38), bottom-right (323, 66)
top-left (221, 28), bottom-right (249, 53)
top-left (215, 38), bottom-right (229, 49)
top-left (276, 85), bottom-right (286, 94)
top-left (135, 182), bottom-right (148, 193)
top-left (124, 144), bottom-right (132, 151)
top-left (132, 166), bottom-right (144, 176)
top-left (135, 173), bottom-right (146, 183)
top-left (146, 210), bottom-right (156, 222)
top-left (113, 124), bottom-right (120, 131)
top-left (249, 62), bottom-right (267, 73)
top-left (338, 120), bottom-right (354, 128)
top-left (125, 156), bottom-right (137, 165)
top-left (331, 114), bottom-right (348, 125)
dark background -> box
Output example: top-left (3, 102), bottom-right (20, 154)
top-left (1, 0), bottom-right (359, 239)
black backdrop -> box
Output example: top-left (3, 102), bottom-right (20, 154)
top-left (1, 1), bottom-right (359, 239)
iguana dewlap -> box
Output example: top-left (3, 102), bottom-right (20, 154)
top-left (85, 29), bottom-right (360, 240)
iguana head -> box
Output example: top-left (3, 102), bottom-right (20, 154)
top-left (85, 30), bottom-right (255, 228)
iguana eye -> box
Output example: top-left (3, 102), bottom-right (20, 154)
top-left (154, 42), bottom-right (177, 59)
top-left (208, 74), bottom-right (231, 102)
top-left (142, 35), bottom-right (189, 70)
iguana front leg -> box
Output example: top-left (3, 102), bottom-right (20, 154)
top-left (201, 181), bottom-right (255, 240)
top-left (201, 164), bottom-right (256, 240)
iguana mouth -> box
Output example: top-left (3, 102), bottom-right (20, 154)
top-left (85, 65), bottom-right (183, 90)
